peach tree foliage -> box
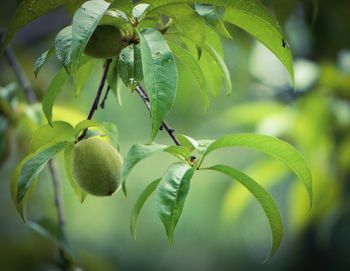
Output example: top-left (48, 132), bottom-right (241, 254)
top-left (3, 0), bottom-right (312, 262)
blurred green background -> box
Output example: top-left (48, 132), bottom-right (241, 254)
top-left (1, 0), bottom-right (350, 270)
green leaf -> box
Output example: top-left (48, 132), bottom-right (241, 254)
top-left (203, 134), bottom-right (313, 206)
top-left (145, 0), bottom-right (294, 84)
top-left (121, 143), bottom-right (168, 195)
top-left (177, 134), bottom-right (199, 153)
top-left (55, 25), bottom-right (73, 71)
top-left (71, 0), bottom-right (109, 73)
top-left (11, 153), bottom-right (36, 221)
top-left (130, 178), bottom-right (161, 240)
top-left (167, 41), bottom-right (209, 109)
top-left (34, 48), bottom-right (54, 78)
top-left (117, 44), bottom-right (143, 88)
top-left (222, 0), bottom-right (294, 85)
top-left (30, 121), bottom-right (75, 153)
top-left (2, 0), bottom-right (72, 49)
top-left (165, 145), bottom-right (191, 161)
top-left (74, 120), bottom-right (119, 148)
top-left (27, 218), bottom-right (73, 258)
top-left (194, 4), bottom-right (232, 39)
top-left (157, 4), bottom-right (206, 54)
top-left (206, 164), bottom-right (283, 259)
top-left (17, 142), bottom-right (71, 203)
top-left (156, 162), bottom-right (195, 243)
top-left (72, 58), bottom-right (95, 96)
top-left (139, 28), bottom-right (178, 141)
top-left (132, 3), bottom-right (150, 20)
top-left (64, 145), bottom-right (87, 203)
top-left (42, 56), bottom-right (93, 125)
top-left (42, 68), bottom-right (70, 125)
top-left (110, 0), bottom-right (134, 15)
top-left (203, 41), bottom-right (231, 96)
top-left (106, 58), bottom-right (123, 105)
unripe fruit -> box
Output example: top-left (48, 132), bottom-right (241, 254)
top-left (84, 25), bottom-right (124, 59)
top-left (71, 137), bottom-right (123, 196)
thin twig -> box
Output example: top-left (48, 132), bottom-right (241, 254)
top-left (77, 59), bottom-right (112, 141)
top-left (135, 85), bottom-right (181, 146)
top-left (100, 85), bottom-right (111, 109)
top-left (1, 35), bottom-right (37, 104)
top-left (2, 33), bottom-right (70, 269)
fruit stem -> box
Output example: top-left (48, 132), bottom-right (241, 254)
top-left (77, 58), bottom-right (113, 141)
top-left (135, 85), bottom-right (181, 146)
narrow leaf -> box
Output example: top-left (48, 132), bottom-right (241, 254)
top-left (156, 162), bottom-right (195, 243)
top-left (167, 41), bottom-right (209, 109)
top-left (55, 25), bottom-right (73, 71)
top-left (42, 68), bottom-right (70, 125)
top-left (121, 143), bottom-right (168, 195)
top-left (17, 142), bottom-right (71, 203)
top-left (130, 178), bottom-right (161, 240)
top-left (203, 134), bottom-right (313, 206)
top-left (203, 41), bottom-right (232, 95)
top-left (34, 48), bottom-right (54, 78)
top-left (71, 0), bottom-right (109, 73)
top-left (144, 0), bottom-right (295, 84)
top-left (139, 28), bottom-right (178, 141)
top-left (207, 164), bottom-right (283, 259)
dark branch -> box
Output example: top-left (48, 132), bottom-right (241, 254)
top-left (2, 33), bottom-right (71, 268)
top-left (100, 85), bottom-right (111, 109)
top-left (1, 35), bottom-right (37, 104)
top-left (135, 85), bottom-right (181, 146)
top-left (77, 59), bottom-right (112, 141)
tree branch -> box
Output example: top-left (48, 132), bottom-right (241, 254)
top-left (1, 33), bottom-right (71, 269)
top-left (77, 59), bottom-right (112, 141)
top-left (135, 85), bottom-right (181, 146)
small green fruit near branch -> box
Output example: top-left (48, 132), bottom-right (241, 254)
top-left (71, 137), bottom-right (123, 196)
top-left (84, 25), bottom-right (124, 59)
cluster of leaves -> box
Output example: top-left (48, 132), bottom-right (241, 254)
top-left (3, 0), bottom-right (311, 259)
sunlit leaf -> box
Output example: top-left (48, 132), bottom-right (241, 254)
top-left (167, 41), bottom-right (209, 109)
top-left (30, 121), bottom-right (75, 153)
top-left (203, 41), bottom-right (231, 95)
top-left (130, 178), bottom-right (161, 240)
top-left (203, 134), bottom-right (313, 206)
top-left (121, 143), bottom-right (168, 195)
top-left (156, 162), bottom-right (195, 243)
top-left (206, 164), bottom-right (283, 259)
top-left (17, 142), bottom-right (71, 203)
top-left (144, 0), bottom-right (294, 84)
top-left (139, 28), bottom-right (178, 140)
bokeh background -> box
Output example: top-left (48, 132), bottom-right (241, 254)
top-left (1, 0), bottom-right (350, 270)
